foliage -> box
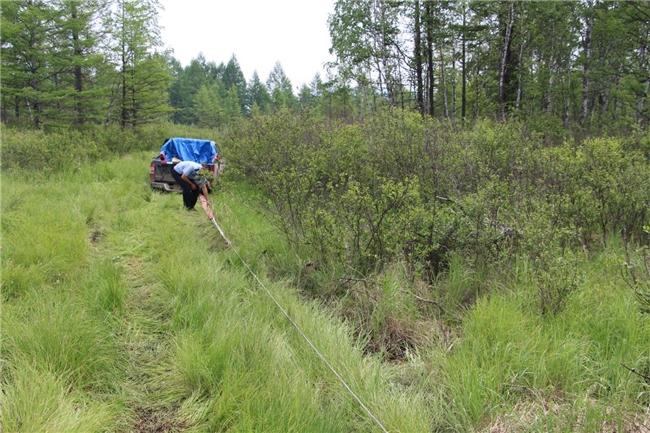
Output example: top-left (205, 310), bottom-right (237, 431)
top-left (534, 253), bottom-right (583, 316)
top-left (1, 0), bottom-right (648, 136)
top-left (328, 0), bottom-right (650, 131)
top-left (0, 121), bottom-right (227, 172)
top-left (194, 168), bottom-right (215, 185)
top-left (193, 82), bottom-right (224, 127)
top-left (0, 0), bottom-right (171, 129)
top-left (2, 139), bottom-right (649, 432)
top-left (225, 110), bottom-right (649, 288)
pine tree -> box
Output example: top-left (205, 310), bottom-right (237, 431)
top-left (267, 62), bottom-right (296, 111)
top-left (108, 0), bottom-right (171, 128)
top-left (1, 0), bottom-right (56, 127)
top-left (222, 55), bottom-right (247, 115)
top-left (247, 71), bottom-right (271, 113)
top-left (48, 0), bottom-right (110, 126)
top-left (193, 82), bottom-right (223, 127)
top-left (223, 86), bottom-right (241, 122)
top-left (169, 55), bottom-right (211, 124)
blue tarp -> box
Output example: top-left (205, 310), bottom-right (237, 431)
top-left (160, 137), bottom-right (218, 164)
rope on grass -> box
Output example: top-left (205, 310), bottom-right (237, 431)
top-left (209, 219), bottom-right (390, 433)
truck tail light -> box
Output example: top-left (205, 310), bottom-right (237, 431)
top-left (149, 162), bottom-right (155, 183)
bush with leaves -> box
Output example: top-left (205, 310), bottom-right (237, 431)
top-left (223, 110), bottom-right (648, 296)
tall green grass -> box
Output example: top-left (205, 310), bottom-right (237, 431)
top-left (145, 177), bottom-right (432, 432)
top-left (2, 364), bottom-right (116, 433)
top-left (2, 152), bottom-right (432, 432)
top-left (427, 246), bottom-right (650, 431)
top-left (2, 145), bottom-right (648, 432)
top-left (1, 169), bottom-right (131, 431)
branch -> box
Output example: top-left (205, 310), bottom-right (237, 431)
top-left (621, 363), bottom-right (650, 384)
top-left (627, 3), bottom-right (650, 22)
top-left (413, 294), bottom-right (441, 306)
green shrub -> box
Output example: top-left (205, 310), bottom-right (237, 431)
top-left (224, 112), bottom-right (649, 287)
top-left (0, 122), bottom-right (222, 172)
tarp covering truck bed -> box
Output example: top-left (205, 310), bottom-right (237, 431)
top-left (160, 137), bottom-right (218, 164)
top-left (150, 137), bottom-right (220, 192)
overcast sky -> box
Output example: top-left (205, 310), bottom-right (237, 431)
top-left (158, 0), bottom-right (337, 90)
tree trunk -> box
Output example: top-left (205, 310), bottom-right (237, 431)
top-left (374, 58), bottom-right (385, 97)
top-left (425, 1), bottom-right (434, 116)
top-left (580, 4), bottom-right (593, 125)
top-left (563, 75), bottom-right (570, 128)
top-left (451, 44), bottom-right (457, 120)
top-left (378, 2), bottom-right (394, 105)
top-left (131, 66), bottom-right (137, 127)
top-left (545, 64), bottom-right (554, 114)
top-left (599, 89), bottom-right (610, 117)
top-left (636, 31), bottom-right (648, 125)
top-left (642, 80), bottom-right (650, 127)
top-left (474, 61), bottom-right (480, 118)
top-left (1, 97), bottom-right (6, 123)
top-left (71, 3), bottom-right (84, 126)
top-left (414, 0), bottom-right (424, 115)
top-left (14, 96), bottom-right (20, 120)
top-left (29, 73), bottom-right (41, 128)
top-left (120, 1), bottom-right (127, 129)
top-left (515, 36), bottom-right (526, 112)
top-left (461, 3), bottom-right (466, 121)
top-left (439, 46), bottom-right (448, 117)
top-left (498, 1), bottom-right (515, 121)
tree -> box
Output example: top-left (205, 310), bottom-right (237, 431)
top-left (246, 71), bottom-right (271, 113)
top-left (223, 85), bottom-right (241, 122)
top-left (621, 1), bottom-right (650, 126)
top-left (424, 0), bottom-right (435, 117)
top-left (170, 55), bottom-right (211, 123)
top-left (267, 62), bottom-right (296, 110)
top-left (297, 73), bottom-right (324, 113)
top-left (222, 55), bottom-right (247, 115)
top-left (0, 0), bottom-right (56, 127)
top-left (497, 1), bottom-right (516, 121)
top-left (193, 82), bottom-right (223, 127)
top-left (49, 0), bottom-right (109, 126)
top-left (130, 53), bottom-right (172, 124)
top-left (413, 0), bottom-right (424, 115)
top-left (329, 0), bottom-right (401, 103)
top-left (109, 0), bottom-right (171, 128)
top-left (298, 84), bottom-right (315, 111)
top-left (580, 0), bottom-right (595, 126)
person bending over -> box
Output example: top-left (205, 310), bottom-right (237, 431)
top-left (171, 160), bottom-right (204, 210)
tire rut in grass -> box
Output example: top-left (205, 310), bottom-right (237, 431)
top-left (120, 257), bottom-right (188, 433)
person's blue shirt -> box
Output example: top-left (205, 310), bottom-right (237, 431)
top-left (173, 161), bottom-right (202, 176)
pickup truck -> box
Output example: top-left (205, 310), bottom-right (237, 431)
top-left (149, 137), bottom-right (222, 192)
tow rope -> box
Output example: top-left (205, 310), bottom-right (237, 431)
top-left (205, 205), bottom-right (390, 433)
top-left (210, 216), bottom-right (231, 246)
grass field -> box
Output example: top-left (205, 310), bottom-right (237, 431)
top-left (2, 153), bottom-right (649, 432)
top-left (1, 153), bottom-right (430, 432)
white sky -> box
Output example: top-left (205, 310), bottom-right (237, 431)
top-left (158, 0), bottom-right (337, 90)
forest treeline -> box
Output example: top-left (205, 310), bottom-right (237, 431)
top-left (1, 0), bottom-right (648, 133)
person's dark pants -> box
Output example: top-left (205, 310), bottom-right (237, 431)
top-left (171, 169), bottom-right (199, 209)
